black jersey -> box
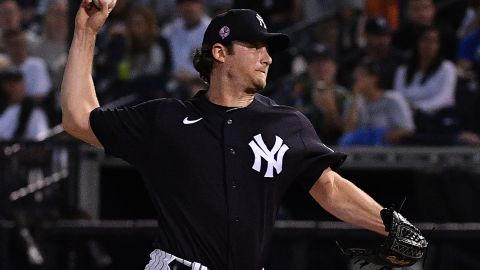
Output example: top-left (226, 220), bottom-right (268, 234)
top-left (89, 90), bottom-right (346, 270)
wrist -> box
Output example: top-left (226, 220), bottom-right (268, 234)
top-left (75, 27), bottom-right (98, 37)
top-left (72, 28), bottom-right (98, 47)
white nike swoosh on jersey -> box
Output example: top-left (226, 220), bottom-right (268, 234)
top-left (183, 117), bottom-right (203, 125)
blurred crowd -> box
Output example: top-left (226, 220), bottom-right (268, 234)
top-left (1, 0), bottom-right (480, 146)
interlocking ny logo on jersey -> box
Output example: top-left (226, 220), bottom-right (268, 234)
top-left (248, 134), bottom-right (289, 178)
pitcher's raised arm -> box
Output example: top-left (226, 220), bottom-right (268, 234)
top-left (60, 0), bottom-right (114, 146)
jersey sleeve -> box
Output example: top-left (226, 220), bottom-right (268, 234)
top-left (89, 99), bottom-right (161, 165)
top-left (295, 112), bottom-right (347, 190)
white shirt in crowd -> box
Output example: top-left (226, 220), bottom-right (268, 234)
top-left (345, 90), bottom-right (415, 131)
top-left (14, 57), bottom-right (52, 98)
top-left (162, 15), bottom-right (211, 78)
top-left (0, 104), bottom-right (49, 140)
top-left (393, 60), bottom-right (457, 114)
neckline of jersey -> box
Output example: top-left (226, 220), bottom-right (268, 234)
top-left (194, 90), bottom-right (257, 113)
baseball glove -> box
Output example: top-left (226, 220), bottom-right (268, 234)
top-left (338, 208), bottom-right (428, 269)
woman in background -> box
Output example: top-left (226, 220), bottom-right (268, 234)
top-left (95, 6), bottom-right (171, 102)
top-left (394, 26), bottom-right (480, 145)
top-left (393, 26), bottom-right (456, 115)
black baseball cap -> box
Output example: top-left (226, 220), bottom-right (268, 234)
top-left (304, 43), bottom-right (334, 62)
top-left (365, 16), bottom-right (390, 35)
top-left (356, 58), bottom-right (381, 76)
top-left (202, 9), bottom-right (290, 53)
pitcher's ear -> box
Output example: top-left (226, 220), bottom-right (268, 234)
top-left (212, 43), bottom-right (227, 63)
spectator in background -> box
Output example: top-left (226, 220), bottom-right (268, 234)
top-left (433, 0), bottom-right (468, 38)
top-left (16, 0), bottom-right (41, 31)
top-left (457, 7), bottom-right (480, 79)
top-left (3, 29), bottom-right (52, 101)
top-left (135, 0), bottom-right (177, 24)
top-left (94, 0), bottom-right (133, 93)
top-left (393, 26), bottom-right (480, 145)
top-left (303, 44), bottom-right (348, 145)
top-left (454, 7), bottom-right (480, 140)
top-left (30, 0), bottom-right (69, 126)
top-left (162, 0), bottom-right (210, 97)
top-left (0, 0), bottom-right (39, 52)
top-left (335, 0), bottom-right (364, 56)
top-left (392, 0), bottom-right (457, 60)
top-left (0, 69), bottom-right (49, 141)
top-left (123, 7), bottom-right (171, 81)
top-left (273, 43), bottom-right (348, 145)
top-left (261, 0), bottom-right (300, 83)
top-left (340, 61), bottom-right (415, 146)
top-left (31, 0), bottom-right (68, 89)
top-left (135, 0), bottom-right (228, 24)
top-left (392, 0), bottom-right (435, 54)
top-left (456, 0), bottom-right (480, 38)
top-left (0, 0), bottom-right (21, 36)
top-left (96, 7), bottom-right (171, 103)
top-left (305, 0), bottom-right (363, 60)
top-left (309, 18), bottom-right (340, 58)
top-left (365, 0), bottom-right (399, 31)
top-left (394, 26), bottom-right (456, 115)
top-left (339, 16), bottom-right (407, 89)
top-left (97, 0), bottom-right (134, 40)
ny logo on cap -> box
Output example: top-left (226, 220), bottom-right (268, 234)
top-left (256, 14), bottom-right (267, 29)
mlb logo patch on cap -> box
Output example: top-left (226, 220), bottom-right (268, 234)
top-left (219, 26), bottom-right (230, 39)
